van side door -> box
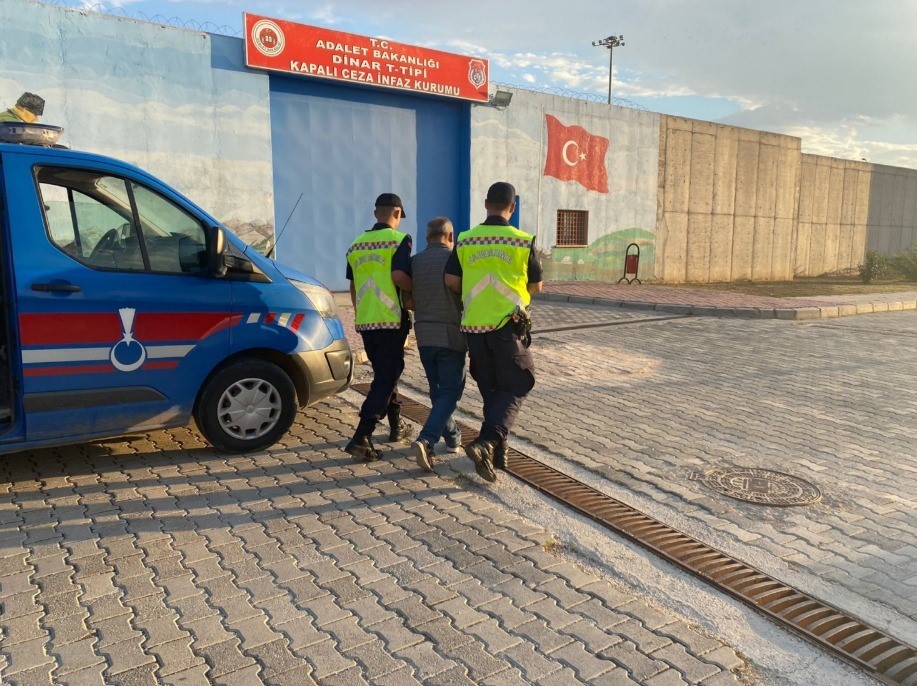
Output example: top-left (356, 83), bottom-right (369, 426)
top-left (5, 151), bottom-right (233, 444)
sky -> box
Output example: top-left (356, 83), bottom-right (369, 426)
top-left (58, 0), bottom-right (917, 168)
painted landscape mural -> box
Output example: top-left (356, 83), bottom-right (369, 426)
top-left (0, 0), bottom-right (275, 250)
top-left (471, 87), bottom-right (660, 280)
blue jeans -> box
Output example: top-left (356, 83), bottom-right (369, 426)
top-left (418, 346), bottom-right (467, 447)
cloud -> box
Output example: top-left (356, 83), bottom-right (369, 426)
top-left (51, 0), bottom-right (917, 167)
top-left (307, 4), bottom-right (339, 26)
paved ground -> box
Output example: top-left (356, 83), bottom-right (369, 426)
top-left (0, 401), bottom-right (749, 685)
top-left (3, 286), bottom-right (911, 685)
top-left (394, 303), bottom-right (917, 647)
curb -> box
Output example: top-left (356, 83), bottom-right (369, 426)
top-left (533, 292), bottom-right (917, 320)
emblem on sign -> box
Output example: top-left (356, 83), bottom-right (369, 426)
top-left (467, 59), bottom-right (487, 89)
top-left (252, 19), bottom-right (285, 57)
top-left (110, 308), bottom-right (147, 372)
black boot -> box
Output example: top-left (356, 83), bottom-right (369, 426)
top-left (347, 418), bottom-right (381, 462)
top-left (493, 439), bottom-right (508, 470)
top-left (346, 434), bottom-right (381, 462)
top-left (465, 439), bottom-right (497, 482)
top-left (387, 410), bottom-right (413, 442)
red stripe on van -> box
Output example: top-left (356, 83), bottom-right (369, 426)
top-left (20, 313), bottom-right (232, 345)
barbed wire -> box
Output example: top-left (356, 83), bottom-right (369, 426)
top-left (492, 82), bottom-right (646, 110)
top-left (35, 2), bottom-right (646, 111)
top-left (36, 0), bottom-right (242, 36)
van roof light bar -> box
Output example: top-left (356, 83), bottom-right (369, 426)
top-left (0, 123), bottom-right (65, 147)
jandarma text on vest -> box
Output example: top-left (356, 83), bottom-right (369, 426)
top-left (353, 253), bottom-right (386, 267)
top-left (467, 248), bottom-right (512, 265)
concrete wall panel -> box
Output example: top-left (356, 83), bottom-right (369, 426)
top-left (812, 162), bottom-right (831, 224)
top-left (686, 213), bottom-right (712, 282)
top-left (854, 169), bottom-right (871, 227)
top-left (795, 221), bottom-right (812, 275)
top-left (841, 168), bottom-right (858, 225)
top-left (734, 140), bottom-right (760, 217)
top-left (712, 129), bottom-right (738, 215)
top-left (796, 155), bottom-right (876, 275)
top-left (798, 158), bottom-right (816, 223)
top-left (891, 173), bottom-right (907, 232)
top-left (774, 218), bottom-right (796, 280)
top-left (661, 211), bottom-right (688, 282)
top-left (751, 216), bottom-right (775, 280)
top-left (755, 144), bottom-right (779, 218)
top-left (665, 128), bottom-right (693, 213)
top-left (688, 133), bottom-right (715, 214)
top-left (866, 165), bottom-right (917, 255)
top-left (836, 224), bottom-right (853, 272)
top-left (731, 215), bottom-right (755, 280)
top-left (776, 147), bottom-right (800, 219)
top-left (826, 163), bottom-right (845, 225)
top-left (904, 176), bottom-right (917, 229)
top-left (709, 214), bottom-right (735, 281)
top-left (824, 221), bottom-right (841, 272)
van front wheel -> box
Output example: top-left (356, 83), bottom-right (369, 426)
top-left (196, 359), bottom-right (298, 453)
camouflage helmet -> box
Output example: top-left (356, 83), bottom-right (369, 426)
top-left (16, 92), bottom-right (45, 116)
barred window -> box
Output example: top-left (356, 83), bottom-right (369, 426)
top-left (556, 210), bottom-right (589, 247)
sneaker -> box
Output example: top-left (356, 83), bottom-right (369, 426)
top-left (465, 440), bottom-right (497, 482)
top-left (345, 435), bottom-right (381, 462)
top-left (387, 417), bottom-right (413, 442)
top-left (412, 439), bottom-right (434, 472)
top-left (444, 441), bottom-right (461, 454)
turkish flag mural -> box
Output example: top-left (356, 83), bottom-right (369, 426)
top-left (543, 114), bottom-right (610, 193)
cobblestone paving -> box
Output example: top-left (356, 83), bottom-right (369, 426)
top-left (0, 398), bottom-right (746, 685)
top-left (397, 304), bottom-right (917, 642)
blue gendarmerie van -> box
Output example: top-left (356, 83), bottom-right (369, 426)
top-left (0, 123), bottom-right (352, 454)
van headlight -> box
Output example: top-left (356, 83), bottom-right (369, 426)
top-left (292, 281), bottom-right (339, 319)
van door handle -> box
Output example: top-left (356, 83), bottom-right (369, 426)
top-left (31, 282), bottom-right (82, 293)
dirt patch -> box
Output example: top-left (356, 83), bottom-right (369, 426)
top-left (677, 276), bottom-right (917, 298)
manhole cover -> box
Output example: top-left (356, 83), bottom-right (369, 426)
top-left (693, 468), bottom-right (822, 506)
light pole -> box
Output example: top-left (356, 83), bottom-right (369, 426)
top-left (592, 35), bottom-right (625, 104)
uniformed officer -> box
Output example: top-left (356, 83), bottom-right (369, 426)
top-left (345, 193), bottom-right (414, 461)
top-left (444, 182), bottom-right (543, 481)
top-left (0, 92), bottom-right (45, 123)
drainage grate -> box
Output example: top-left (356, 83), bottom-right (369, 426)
top-left (350, 383), bottom-right (917, 685)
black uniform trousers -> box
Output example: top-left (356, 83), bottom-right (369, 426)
top-left (466, 323), bottom-right (535, 443)
top-left (356, 318), bottom-right (410, 434)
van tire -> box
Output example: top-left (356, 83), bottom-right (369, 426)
top-left (195, 359), bottom-right (297, 453)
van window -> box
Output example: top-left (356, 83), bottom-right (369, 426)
top-left (36, 167), bottom-right (208, 275)
top-left (130, 182), bottom-right (207, 274)
top-left (39, 173), bottom-right (145, 271)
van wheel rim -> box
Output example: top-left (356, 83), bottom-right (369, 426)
top-left (217, 378), bottom-right (282, 440)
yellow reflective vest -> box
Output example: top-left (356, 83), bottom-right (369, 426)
top-left (347, 228), bottom-right (406, 331)
top-left (456, 223), bottom-right (533, 333)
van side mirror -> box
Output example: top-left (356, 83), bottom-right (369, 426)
top-left (208, 226), bottom-right (227, 277)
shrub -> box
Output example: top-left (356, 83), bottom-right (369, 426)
top-left (858, 250), bottom-right (895, 283)
top-left (891, 248), bottom-right (917, 281)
